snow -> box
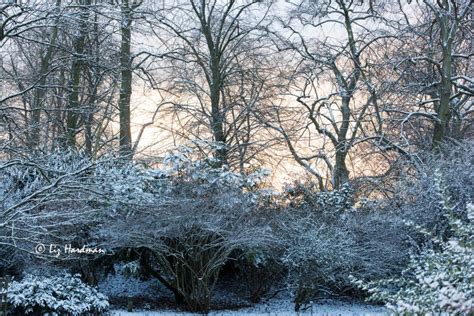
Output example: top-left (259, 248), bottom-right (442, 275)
top-left (98, 270), bottom-right (169, 300)
top-left (110, 298), bottom-right (387, 316)
top-left (6, 273), bottom-right (109, 315)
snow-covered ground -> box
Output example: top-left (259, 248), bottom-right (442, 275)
top-left (110, 298), bottom-right (388, 315)
top-left (99, 270), bottom-right (163, 299)
top-left (100, 273), bottom-right (388, 316)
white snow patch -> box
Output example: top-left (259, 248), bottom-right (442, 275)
top-left (98, 273), bottom-right (169, 299)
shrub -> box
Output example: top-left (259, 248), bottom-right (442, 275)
top-left (0, 150), bottom-right (122, 254)
top-left (387, 141), bottom-right (473, 238)
top-left (4, 273), bottom-right (109, 315)
top-left (284, 181), bottom-right (354, 213)
top-left (354, 202), bottom-right (474, 314)
top-left (101, 146), bottom-right (276, 312)
top-left (105, 198), bottom-right (274, 312)
top-left (277, 204), bottom-right (411, 311)
top-left (234, 248), bottom-right (284, 303)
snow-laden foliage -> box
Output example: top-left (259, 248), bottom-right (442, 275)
top-left (284, 181), bottom-right (354, 213)
top-left (354, 203), bottom-right (474, 313)
top-left (161, 145), bottom-right (271, 191)
top-left (388, 141), bottom-right (474, 237)
top-left (93, 144), bottom-right (273, 215)
top-left (1, 150), bottom-right (94, 203)
top-left (0, 145), bottom-right (274, 255)
top-left (0, 150), bottom-right (110, 254)
top-left (3, 273), bottom-right (109, 315)
top-left (95, 145), bottom-right (277, 312)
top-left (276, 205), bottom-right (410, 311)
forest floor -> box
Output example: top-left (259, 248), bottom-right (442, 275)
top-left (110, 297), bottom-right (388, 315)
top-left (101, 271), bottom-right (388, 315)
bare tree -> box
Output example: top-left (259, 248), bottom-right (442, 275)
top-left (29, 0), bottom-right (62, 149)
top-left (0, 0), bottom-right (46, 44)
top-left (153, 0), bottom-right (273, 168)
top-left (266, 0), bottom-right (405, 190)
top-left (1, 0), bottom-right (61, 152)
top-left (1, 0), bottom-right (123, 156)
top-left (387, 0), bottom-right (473, 150)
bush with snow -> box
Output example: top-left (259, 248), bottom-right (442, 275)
top-left (279, 213), bottom-right (357, 311)
top-left (284, 181), bottom-right (354, 213)
top-left (354, 198), bottom-right (474, 314)
top-left (0, 150), bottom-right (117, 252)
top-left (161, 144), bottom-right (272, 192)
top-left (4, 273), bottom-right (109, 315)
top-left (276, 207), bottom-right (409, 311)
top-left (98, 145), bottom-right (277, 312)
top-left (387, 141), bottom-right (473, 237)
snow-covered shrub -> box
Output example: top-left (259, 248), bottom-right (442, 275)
top-left (234, 248), bottom-right (284, 303)
top-left (0, 150), bottom-right (116, 252)
top-left (4, 273), bottom-right (109, 315)
top-left (354, 202), bottom-right (474, 314)
top-left (161, 144), bottom-right (271, 193)
top-left (277, 205), bottom-right (411, 311)
top-left (100, 146), bottom-right (276, 312)
top-left (285, 181), bottom-right (354, 213)
top-left (277, 210), bottom-right (357, 311)
top-left (388, 141), bottom-right (473, 237)
top-left (0, 149), bottom-right (163, 253)
top-left (104, 208), bottom-right (273, 312)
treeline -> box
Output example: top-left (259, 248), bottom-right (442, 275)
top-left (0, 0), bottom-right (471, 189)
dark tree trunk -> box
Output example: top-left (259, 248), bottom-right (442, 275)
top-left (432, 36), bottom-right (453, 150)
top-left (65, 0), bottom-right (90, 149)
top-left (29, 0), bottom-right (61, 149)
top-left (119, 0), bottom-right (133, 159)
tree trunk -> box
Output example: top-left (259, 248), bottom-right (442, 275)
top-left (119, 0), bottom-right (133, 159)
top-left (29, 0), bottom-right (61, 149)
top-left (209, 44), bottom-right (227, 167)
top-left (333, 96), bottom-right (351, 189)
top-left (432, 27), bottom-right (453, 149)
top-left (65, 0), bottom-right (90, 148)
top-left (210, 84), bottom-right (227, 167)
top-left (84, 10), bottom-right (100, 157)
top-left (333, 149), bottom-right (349, 190)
